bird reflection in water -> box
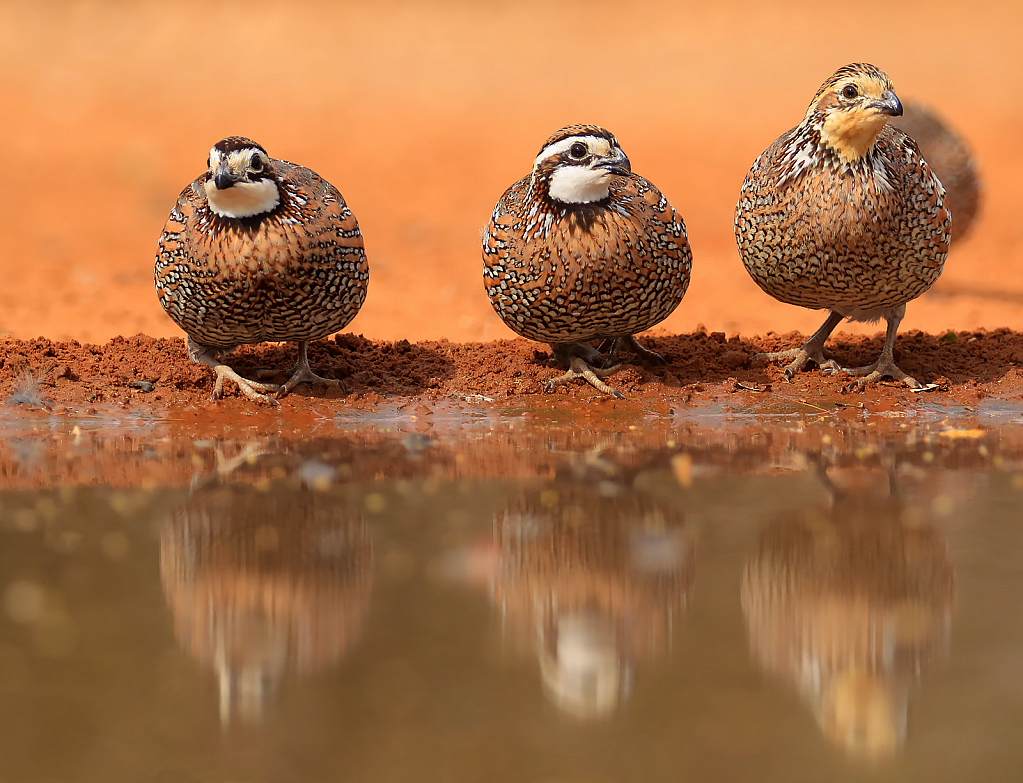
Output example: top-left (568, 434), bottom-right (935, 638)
top-left (741, 467), bottom-right (954, 758)
top-left (160, 483), bottom-right (372, 724)
top-left (461, 484), bottom-right (694, 719)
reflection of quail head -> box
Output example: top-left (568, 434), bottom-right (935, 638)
top-left (489, 485), bottom-right (694, 719)
top-left (819, 668), bottom-right (907, 759)
top-left (741, 487), bottom-right (953, 758)
top-left (890, 101), bottom-right (981, 242)
top-left (160, 484), bottom-right (373, 723)
top-left (538, 612), bottom-right (632, 720)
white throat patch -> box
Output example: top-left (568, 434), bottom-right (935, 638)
top-left (547, 166), bottom-right (613, 204)
top-left (204, 177), bottom-right (280, 219)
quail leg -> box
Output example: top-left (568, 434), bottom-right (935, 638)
top-left (601, 335), bottom-right (667, 366)
top-left (840, 306), bottom-right (921, 389)
top-left (277, 341), bottom-right (344, 398)
top-left (756, 310), bottom-right (844, 380)
top-left (545, 343), bottom-right (625, 399)
top-left (187, 338), bottom-right (281, 405)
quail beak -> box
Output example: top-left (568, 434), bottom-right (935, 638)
top-left (598, 149), bottom-right (632, 177)
top-left (874, 89), bottom-right (904, 117)
top-left (213, 170), bottom-right (239, 190)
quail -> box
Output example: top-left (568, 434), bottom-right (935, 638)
top-left (483, 124), bottom-right (692, 398)
top-left (890, 100), bottom-right (980, 241)
top-left (155, 137), bottom-right (368, 404)
top-left (735, 64), bottom-right (952, 388)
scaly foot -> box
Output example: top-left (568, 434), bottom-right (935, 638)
top-left (544, 356), bottom-right (625, 399)
top-left (187, 338), bottom-right (281, 405)
top-left (841, 354), bottom-right (921, 390)
top-left (840, 305), bottom-right (921, 390)
top-left (278, 366), bottom-right (344, 398)
top-left (755, 346), bottom-right (841, 381)
top-left (755, 310), bottom-right (844, 381)
top-left (276, 340), bottom-right (346, 398)
top-left (210, 365), bottom-right (281, 405)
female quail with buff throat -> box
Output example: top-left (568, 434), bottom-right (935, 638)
top-left (155, 137), bottom-right (368, 404)
top-left (483, 124), bottom-right (692, 399)
top-left (735, 63), bottom-right (951, 388)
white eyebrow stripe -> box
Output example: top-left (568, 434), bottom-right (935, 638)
top-left (209, 147), bottom-right (265, 168)
top-left (532, 135), bottom-right (611, 170)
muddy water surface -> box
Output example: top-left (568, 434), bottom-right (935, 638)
top-left (2, 403), bottom-right (1023, 782)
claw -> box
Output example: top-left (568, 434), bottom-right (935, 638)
top-left (760, 346), bottom-right (824, 381)
top-left (819, 359), bottom-right (842, 376)
top-left (841, 357), bottom-right (921, 391)
top-left (756, 311), bottom-right (844, 381)
top-left (544, 356), bottom-right (626, 398)
top-left (839, 305), bottom-right (922, 390)
top-left (187, 337), bottom-right (281, 405)
top-left (213, 366), bottom-right (281, 405)
top-left (276, 341), bottom-right (347, 398)
top-left (211, 367), bottom-right (280, 405)
top-left (278, 367), bottom-right (344, 398)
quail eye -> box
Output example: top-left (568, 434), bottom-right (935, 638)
top-left (569, 142), bottom-right (588, 159)
top-left (250, 155), bottom-right (264, 172)
top-left (842, 84), bottom-right (858, 99)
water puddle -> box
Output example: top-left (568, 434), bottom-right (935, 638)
top-left (2, 404), bottom-right (1023, 781)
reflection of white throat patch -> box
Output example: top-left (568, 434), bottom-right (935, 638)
top-left (204, 178), bottom-right (280, 218)
top-left (548, 166), bottom-right (611, 204)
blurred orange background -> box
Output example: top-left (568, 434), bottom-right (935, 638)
top-left (1, 0), bottom-right (1020, 345)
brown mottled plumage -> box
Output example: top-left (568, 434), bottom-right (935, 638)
top-left (483, 124), bottom-right (692, 398)
top-left (735, 64), bottom-right (952, 388)
top-left (155, 137), bottom-right (368, 404)
top-left (890, 100), bottom-right (981, 241)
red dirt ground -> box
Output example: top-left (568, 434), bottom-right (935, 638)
top-left (3, 329), bottom-right (1020, 493)
top-left (2, 328), bottom-right (1022, 413)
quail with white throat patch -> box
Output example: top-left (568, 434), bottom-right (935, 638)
top-left (735, 64), bottom-right (952, 389)
top-left (483, 124), bottom-right (692, 399)
top-left (155, 137), bottom-right (368, 404)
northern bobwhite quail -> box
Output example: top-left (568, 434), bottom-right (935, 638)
top-left (155, 137), bottom-right (368, 404)
top-left (890, 100), bottom-right (980, 241)
top-left (483, 124), bottom-right (692, 398)
top-left (735, 64), bottom-right (952, 388)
